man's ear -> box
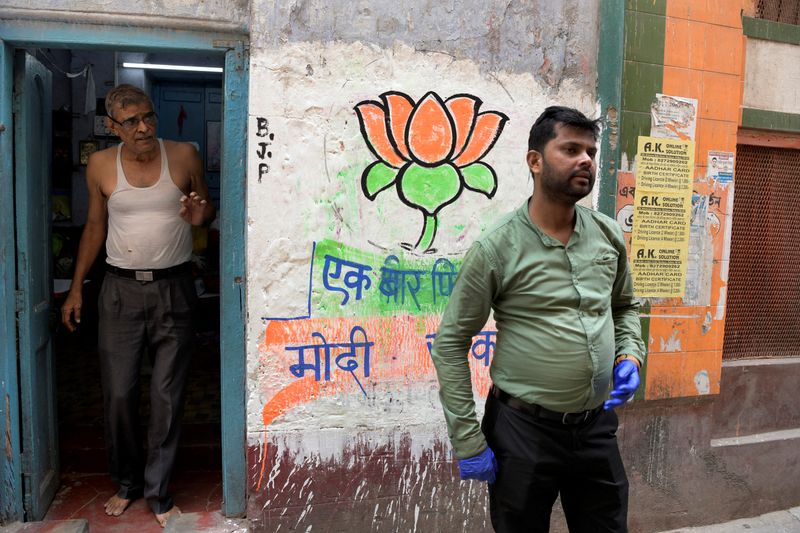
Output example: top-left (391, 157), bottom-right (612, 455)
top-left (105, 116), bottom-right (117, 136)
top-left (526, 150), bottom-right (542, 177)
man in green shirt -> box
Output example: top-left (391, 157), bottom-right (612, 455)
top-left (431, 106), bottom-right (644, 533)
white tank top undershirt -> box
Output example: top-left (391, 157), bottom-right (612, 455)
top-left (106, 139), bottom-right (193, 269)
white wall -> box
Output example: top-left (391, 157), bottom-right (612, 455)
top-left (245, 1), bottom-right (601, 473)
top-left (743, 38), bottom-right (800, 114)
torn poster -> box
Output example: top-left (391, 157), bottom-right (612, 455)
top-left (651, 93), bottom-right (698, 141)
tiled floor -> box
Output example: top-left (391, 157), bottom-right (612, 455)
top-left (45, 470), bottom-right (223, 533)
top-left (43, 301), bottom-right (223, 532)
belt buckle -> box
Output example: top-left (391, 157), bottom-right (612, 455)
top-left (561, 410), bottom-right (590, 424)
top-left (135, 270), bottom-right (154, 282)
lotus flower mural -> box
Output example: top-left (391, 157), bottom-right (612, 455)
top-left (354, 91), bottom-right (508, 252)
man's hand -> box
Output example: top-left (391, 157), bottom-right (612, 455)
top-left (458, 446), bottom-right (498, 483)
top-left (179, 191), bottom-right (209, 226)
top-left (61, 290), bottom-right (83, 332)
top-left (604, 359), bottom-right (640, 410)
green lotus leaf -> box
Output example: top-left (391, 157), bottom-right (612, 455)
top-left (461, 162), bottom-right (498, 198)
top-left (362, 161), bottom-right (399, 200)
top-left (398, 163), bottom-right (462, 216)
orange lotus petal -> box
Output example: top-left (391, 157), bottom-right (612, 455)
top-left (382, 92), bottom-right (414, 160)
top-left (354, 101), bottom-right (406, 168)
top-left (453, 111), bottom-right (509, 167)
top-left (406, 92), bottom-right (455, 165)
top-left (445, 95), bottom-right (480, 159)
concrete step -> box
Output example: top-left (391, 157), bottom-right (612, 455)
top-left (164, 511), bottom-right (247, 533)
top-left (0, 520), bottom-right (89, 533)
top-left (657, 507), bottom-right (800, 532)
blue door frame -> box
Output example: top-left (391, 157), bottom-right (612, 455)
top-left (0, 21), bottom-right (248, 521)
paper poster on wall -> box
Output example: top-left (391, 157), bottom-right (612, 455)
top-left (615, 171), bottom-right (636, 252)
top-left (707, 150), bottom-right (734, 183)
top-left (650, 93), bottom-right (698, 140)
top-left (630, 136), bottom-right (695, 297)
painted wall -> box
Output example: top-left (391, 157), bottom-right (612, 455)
top-left (611, 2), bottom-right (800, 531)
top-left (616, 0), bottom-right (750, 400)
top-left (644, 0), bottom-right (748, 398)
top-left (6, 1), bottom-right (799, 530)
top-left (245, 1), bottom-right (601, 529)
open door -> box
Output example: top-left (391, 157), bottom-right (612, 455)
top-left (14, 50), bottom-right (58, 521)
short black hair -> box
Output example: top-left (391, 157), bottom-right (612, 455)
top-left (527, 106), bottom-right (601, 152)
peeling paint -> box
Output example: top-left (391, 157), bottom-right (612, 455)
top-left (660, 330), bottom-right (682, 353)
top-left (694, 370), bottom-right (710, 395)
top-left (701, 311), bottom-right (712, 334)
top-left (252, 0), bottom-right (599, 90)
top-left (606, 105), bottom-right (618, 150)
top-left (715, 290), bottom-right (727, 320)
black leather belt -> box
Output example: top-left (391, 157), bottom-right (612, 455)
top-left (106, 262), bottom-right (192, 282)
top-left (491, 386), bottom-right (602, 425)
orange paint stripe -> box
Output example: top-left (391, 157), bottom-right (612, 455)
top-left (256, 377), bottom-right (321, 490)
top-left (260, 315), bottom-right (493, 409)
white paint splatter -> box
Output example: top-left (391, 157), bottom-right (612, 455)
top-left (294, 505), bottom-right (309, 529)
top-left (298, 477), bottom-right (312, 499)
top-left (354, 479), bottom-right (367, 501)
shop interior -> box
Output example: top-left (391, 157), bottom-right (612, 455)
top-left (32, 47), bottom-right (225, 529)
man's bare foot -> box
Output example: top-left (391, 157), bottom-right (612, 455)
top-left (104, 494), bottom-right (133, 517)
top-left (155, 505), bottom-right (181, 528)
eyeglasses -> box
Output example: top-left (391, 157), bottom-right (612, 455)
top-left (109, 111), bottom-right (158, 130)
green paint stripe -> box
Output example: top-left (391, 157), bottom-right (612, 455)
top-left (742, 15), bottom-right (800, 45)
top-left (311, 239), bottom-right (462, 317)
top-left (624, 10), bottom-right (667, 65)
top-left (741, 107), bottom-right (800, 132)
top-left (622, 60), bottom-right (664, 113)
top-left (619, 7), bottom-right (665, 166)
top-left (626, 0), bottom-right (667, 15)
top-left (597, 0), bottom-right (625, 217)
top-left (620, 110), bottom-right (652, 164)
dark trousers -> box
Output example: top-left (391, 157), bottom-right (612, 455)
top-left (483, 393), bottom-right (629, 533)
top-left (97, 272), bottom-right (196, 514)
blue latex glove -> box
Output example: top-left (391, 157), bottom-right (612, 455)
top-left (604, 359), bottom-right (640, 410)
top-left (458, 446), bottom-right (498, 483)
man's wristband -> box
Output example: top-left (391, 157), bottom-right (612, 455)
top-left (614, 354), bottom-right (640, 369)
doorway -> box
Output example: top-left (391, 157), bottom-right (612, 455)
top-left (46, 48), bottom-right (224, 526)
top-left (0, 23), bottom-right (247, 525)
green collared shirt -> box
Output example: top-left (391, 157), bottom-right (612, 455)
top-left (431, 200), bottom-right (645, 458)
